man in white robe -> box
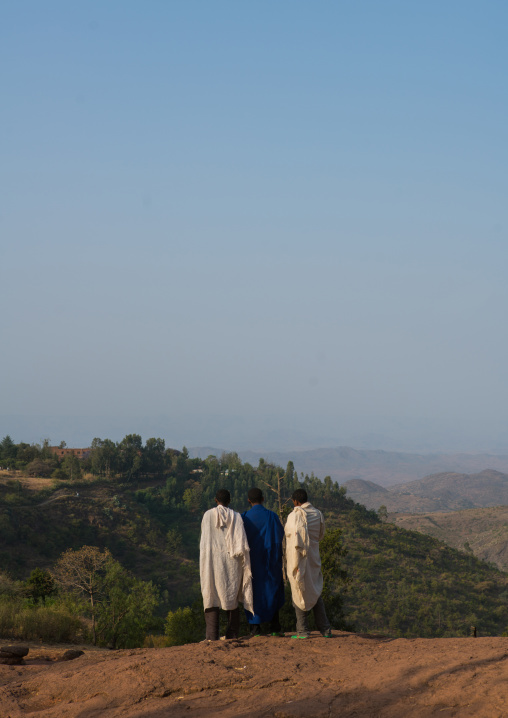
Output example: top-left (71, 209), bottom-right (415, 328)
top-left (285, 488), bottom-right (332, 638)
top-left (200, 488), bottom-right (254, 640)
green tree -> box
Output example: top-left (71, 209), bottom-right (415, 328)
top-left (61, 453), bottom-right (82, 481)
top-left (26, 459), bottom-right (54, 477)
top-left (118, 434), bottom-right (143, 480)
top-left (144, 437), bottom-right (165, 477)
top-left (25, 568), bottom-right (56, 604)
top-left (0, 435), bottom-right (17, 463)
top-left (320, 528), bottom-right (351, 630)
top-left (90, 437), bottom-right (119, 478)
top-left (166, 528), bottom-right (183, 556)
top-left (165, 600), bottom-right (205, 646)
top-left (96, 559), bottom-right (159, 649)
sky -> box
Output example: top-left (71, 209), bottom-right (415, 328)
top-left (1, 1), bottom-right (508, 453)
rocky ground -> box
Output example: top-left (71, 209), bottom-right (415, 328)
top-left (1, 632), bottom-right (508, 717)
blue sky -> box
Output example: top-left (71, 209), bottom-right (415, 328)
top-left (2, 1), bottom-right (508, 452)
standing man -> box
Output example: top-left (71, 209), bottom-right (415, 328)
top-left (242, 487), bottom-right (285, 636)
top-left (285, 488), bottom-right (332, 638)
top-left (200, 489), bottom-right (254, 640)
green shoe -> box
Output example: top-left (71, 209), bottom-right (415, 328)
top-left (271, 632), bottom-right (285, 637)
top-left (291, 634), bottom-right (309, 639)
top-left (321, 630), bottom-right (332, 638)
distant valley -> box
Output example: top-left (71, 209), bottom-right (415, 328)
top-left (344, 469), bottom-right (508, 513)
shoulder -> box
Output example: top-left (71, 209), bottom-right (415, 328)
top-left (285, 510), bottom-right (296, 526)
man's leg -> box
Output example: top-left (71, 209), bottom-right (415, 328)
top-left (312, 596), bottom-right (331, 636)
top-left (204, 607), bottom-right (220, 641)
top-left (225, 607), bottom-right (240, 639)
top-left (270, 610), bottom-right (283, 635)
top-left (250, 623), bottom-right (262, 636)
top-left (293, 601), bottom-right (310, 637)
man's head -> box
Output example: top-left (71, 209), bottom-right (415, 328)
top-left (215, 488), bottom-right (231, 506)
top-left (292, 488), bottom-right (308, 506)
top-left (248, 487), bottom-right (264, 505)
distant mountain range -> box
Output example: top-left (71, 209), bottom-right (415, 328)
top-left (189, 445), bottom-right (508, 488)
top-left (344, 469), bottom-right (508, 513)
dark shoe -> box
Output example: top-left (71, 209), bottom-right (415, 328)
top-left (321, 629), bottom-right (332, 638)
top-left (270, 631), bottom-right (285, 637)
top-left (249, 625), bottom-right (262, 637)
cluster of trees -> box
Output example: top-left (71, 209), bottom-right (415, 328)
top-left (0, 436), bottom-right (83, 480)
top-left (0, 434), bottom-right (179, 482)
top-left (340, 515), bottom-right (508, 638)
top-left (0, 547), bottom-right (159, 648)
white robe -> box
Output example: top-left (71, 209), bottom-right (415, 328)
top-left (285, 502), bottom-right (325, 611)
top-left (200, 505), bottom-right (254, 613)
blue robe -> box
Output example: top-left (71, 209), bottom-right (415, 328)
top-left (241, 504), bottom-right (285, 624)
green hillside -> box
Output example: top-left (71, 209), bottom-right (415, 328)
top-left (1, 435), bottom-right (508, 638)
top-left (393, 506), bottom-right (508, 573)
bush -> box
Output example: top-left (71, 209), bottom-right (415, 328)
top-left (165, 602), bottom-right (205, 646)
top-left (0, 597), bottom-right (85, 643)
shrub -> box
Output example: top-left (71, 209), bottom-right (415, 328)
top-left (0, 597), bottom-right (84, 643)
top-left (165, 602), bottom-right (205, 646)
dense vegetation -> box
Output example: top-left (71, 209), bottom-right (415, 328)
top-left (1, 433), bottom-right (508, 644)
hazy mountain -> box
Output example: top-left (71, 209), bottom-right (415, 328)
top-left (391, 470), bottom-right (508, 508)
top-left (345, 469), bottom-right (508, 514)
top-left (190, 446), bottom-right (508, 489)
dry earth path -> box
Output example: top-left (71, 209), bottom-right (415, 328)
top-left (1, 632), bottom-right (508, 717)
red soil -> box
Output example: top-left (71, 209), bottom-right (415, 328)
top-left (1, 631), bottom-right (508, 717)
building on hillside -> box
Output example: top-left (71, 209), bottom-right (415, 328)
top-left (50, 446), bottom-right (91, 460)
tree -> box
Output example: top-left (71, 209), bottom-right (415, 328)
top-left (61, 453), bottom-right (82, 480)
top-left (183, 482), bottom-right (203, 512)
top-left (166, 528), bottom-right (183, 556)
top-left (0, 435), bottom-right (17, 463)
top-left (25, 568), bottom-right (55, 604)
top-left (96, 559), bottom-right (159, 649)
top-left (52, 546), bottom-right (111, 645)
top-left (320, 528), bottom-right (351, 630)
top-left (26, 459), bottom-right (54, 477)
top-left (144, 437), bottom-right (165, 477)
top-left (90, 438), bottom-right (119, 478)
top-left (118, 434), bottom-right (143, 480)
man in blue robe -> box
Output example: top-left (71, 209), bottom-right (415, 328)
top-left (242, 487), bottom-right (285, 636)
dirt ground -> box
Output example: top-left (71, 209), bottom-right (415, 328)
top-left (1, 631), bottom-right (508, 717)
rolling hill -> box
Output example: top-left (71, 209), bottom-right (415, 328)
top-left (344, 469), bottom-right (508, 513)
top-left (392, 506), bottom-right (508, 572)
top-left (2, 468), bottom-right (508, 638)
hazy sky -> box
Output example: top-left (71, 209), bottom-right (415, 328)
top-left (2, 1), bottom-right (508, 451)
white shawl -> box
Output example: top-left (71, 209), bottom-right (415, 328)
top-left (200, 506), bottom-right (254, 613)
top-left (285, 503), bottom-right (325, 611)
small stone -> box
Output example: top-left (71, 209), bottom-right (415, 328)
top-left (59, 650), bottom-right (84, 662)
top-left (0, 646), bottom-right (29, 658)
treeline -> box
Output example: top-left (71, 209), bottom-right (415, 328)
top-left (0, 433), bottom-right (378, 520)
